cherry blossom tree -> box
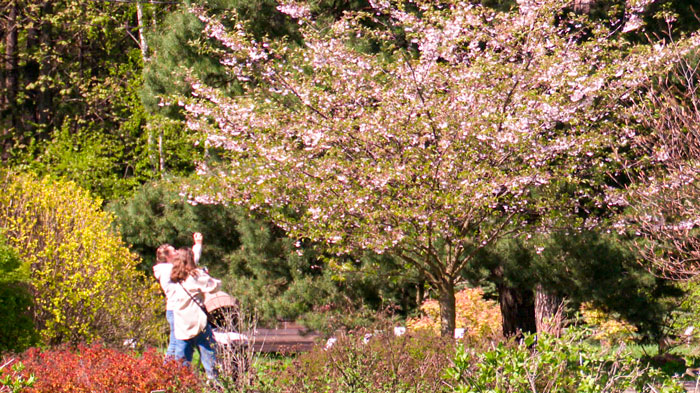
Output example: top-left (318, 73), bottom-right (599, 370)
top-left (625, 48), bottom-right (700, 280)
top-left (183, 0), bottom-right (698, 336)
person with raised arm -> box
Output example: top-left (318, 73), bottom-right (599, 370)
top-left (170, 246), bottom-right (220, 381)
top-left (153, 233), bottom-right (205, 359)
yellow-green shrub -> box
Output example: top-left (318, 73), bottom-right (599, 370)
top-left (0, 171), bottom-right (163, 347)
top-left (406, 287), bottom-right (502, 340)
top-left (580, 302), bottom-right (637, 346)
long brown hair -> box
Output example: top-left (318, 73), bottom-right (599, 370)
top-left (170, 248), bottom-right (199, 283)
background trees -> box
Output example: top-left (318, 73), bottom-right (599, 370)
top-left (0, 0), bottom-right (697, 345)
top-left (183, 0), bottom-right (697, 336)
top-left (0, 0), bottom-right (201, 201)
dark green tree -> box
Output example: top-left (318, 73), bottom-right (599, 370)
top-left (224, 216), bottom-right (422, 330)
top-left (108, 178), bottom-right (241, 275)
top-left (469, 231), bottom-right (683, 342)
top-left (0, 235), bottom-right (38, 353)
top-left (141, 0), bottom-right (374, 118)
top-left (534, 231), bottom-right (683, 343)
top-left (141, 0), bottom-right (300, 118)
top-left (110, 179), bottom-right (421, 329)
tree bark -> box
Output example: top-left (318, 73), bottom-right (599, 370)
top-left (498, 283), bottom-right (536, 337)
top-left (158, 130), bottom-right (164, 173)
top-left (416, 279), bottom-right (425, 307)
top-left (35, 1), bottom-right (52, 129)
top-left (437, 279), bottom-right (456, 338)
top-left (136, 2), bottom-right (149, 62)
top-left (535, 284), bottom-right (564, 337)
top-left (573, 0), bottom-right (594, 13)
top-left (5, 0), bottom-right (18, 106)
top-left (148, 129), bottom-right (156, 172)
top-left (2, 0), bottom-right (19, 160)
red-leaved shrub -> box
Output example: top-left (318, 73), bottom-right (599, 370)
top-left (1, 343), bottom-right (203, 393)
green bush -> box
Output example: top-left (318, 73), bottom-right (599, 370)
top-left (0, 236), bottom-right (37, 353)
top-left (0, 282), bottom-right (37, 354)
top-left (265, 329), bottom-right (454, 393)
top-left (0, 171), bottom-right (163, 347)
top-left (0, 361), bottom-right (35, 393)
top-left (445, 329), bottom-right (684, 393)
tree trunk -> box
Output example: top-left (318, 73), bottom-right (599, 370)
top-left (158, 130), bottom-right (164, 173)
top-left (5, 0), bottom-right (18, 106)
top-left (148, 129), bottom-right (158, 173)
top-left (136, 2), bottom-right (149, 62)
top-left (573, 0), bottom-right (594, 13)
top-left (416, 279), bottom-right (425, 307)
top-left (535, 284), bottom-right (564, 337)
top-left (498, 283), bottom-right (536, 337)
top-left (35, 1), bottom-right (52, 129)
top-left (437, 279), bottom-right (456, 338)
top-left (2, 0), bottom-right (19, 160)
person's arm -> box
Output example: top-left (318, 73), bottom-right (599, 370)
top-left (187, 270), bottom-right (220, 294)
top-left (201, 275), bottom-right (221, 294)
top-left (192, 232), bottom-right (203, 265)
top-left (153, 263), bottom-right (173, 291)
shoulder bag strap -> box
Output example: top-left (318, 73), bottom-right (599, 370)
top-left (179, 282), bottom-right (211, 318)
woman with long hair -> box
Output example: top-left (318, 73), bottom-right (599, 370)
top-left (170, 247), bottom-right (220, 380)
top-left (153, 233), bottom-right (204, 360)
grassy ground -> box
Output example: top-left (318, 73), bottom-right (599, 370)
top-left (625, 343), bottom-right (700, 379)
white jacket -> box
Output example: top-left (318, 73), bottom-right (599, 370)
top-left (172, 270), bottom-right (221, 340)
top-left (153, 263), bottom-right (178, 310)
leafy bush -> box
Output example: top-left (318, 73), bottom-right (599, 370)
top-left (406, 287), bottom-right (502, 340)
top-left (668, 279), bottom-right (700, 347)
top-left (0, 360), bottom-right (35, 393)
top-left (444, 329), bottom-right (684, 393)
top-left (0, 344), bottom-right (202, 393)
top-left (0, 235), bottom-right (38, 353)
top-left (0, 171), bottom-right (163, 347)
top-left (580, 302), bottom-right (638, 345)
top-left (266, 329), bottom-right (454, 393)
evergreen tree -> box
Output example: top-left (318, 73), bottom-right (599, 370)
top-left (0, 234), bottom-right (37, 353)
top-left (536, 231), bottom-right (683, 342)
top-left (111, 179), bottom-right (421, 329)
top-left (469, 231), bottom-right (683, 342)
top-left (108, 178), bottom-right (241, 275)
top-left (141, 0), bottom-right (374, 119)
top-left (225, 215), bottom-right (422, 330)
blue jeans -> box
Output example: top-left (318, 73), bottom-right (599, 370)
top-left (174, 323), bottom-right (218, 380)
top-left (165, 310), bottom-right (177, 357)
